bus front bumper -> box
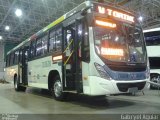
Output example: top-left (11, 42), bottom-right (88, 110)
top-left (88, 76), bottom-right (149, 96)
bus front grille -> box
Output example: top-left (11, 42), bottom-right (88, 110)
top-left (117, 82), bottom-right (146, 92)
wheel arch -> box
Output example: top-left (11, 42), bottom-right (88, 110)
top-left (48, 70), bottom-right (60, 90)
top-left (14, 73), bottom-right (18, 84)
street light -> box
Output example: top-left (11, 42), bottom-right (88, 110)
top-left (138, 16), bottom-right (143, 22)
top-left (5, 26), bottom-right (10, 31)
top-left (0, 36), bottom-right (3, 40)
top-left (15, 8), bottom-right (22, 17)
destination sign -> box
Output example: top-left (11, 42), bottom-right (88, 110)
top-left (97, 5), bottom-right (135, 23)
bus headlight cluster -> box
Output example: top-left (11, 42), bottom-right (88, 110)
top-left (94, 63), bottom-right (111, 80)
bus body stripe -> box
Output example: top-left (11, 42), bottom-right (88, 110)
top-left (43, 16), bottom-right (65, 32)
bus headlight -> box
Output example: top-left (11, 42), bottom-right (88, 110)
top-left (94, 63), bottom-right (111, 80)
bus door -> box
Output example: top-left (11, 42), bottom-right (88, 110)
top-left (62, 20), bottom-right (83, 92)
top-left (18, 47), bottom-right (28, 86)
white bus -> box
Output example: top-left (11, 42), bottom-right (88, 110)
top-left (5, 1), bottom-right (149, 100)
top-left (144, 29), bottom-right (160, 89)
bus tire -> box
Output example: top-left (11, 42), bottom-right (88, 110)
top-left (14, 76), bottom-right (26, 92)
top-left (14, 76), bottom-right (20, 91)
top-left (51, 75), bottom-right (64, 101)
top-left (20, 86), bottom-right (26, 92)
top-left (150, 74), bottom-right (160, 90)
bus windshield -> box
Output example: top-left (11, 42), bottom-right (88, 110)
top-left (94, 21), bottom-right (146, 64)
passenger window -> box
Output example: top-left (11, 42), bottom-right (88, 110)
top-left (82, 22), bottom-right (90, 62)
top-left (14, 51), bottom-right (19, 64)
top-left (36, 38), bottom-right (42, 56)
top-left (42, 35), bottom-right (48, 54)
top-left (30, 41), bottom-right (36, 59)
top-left (10, 53), bottom-right (14, 66)
top-left (19, 50), bottom-right (22, 63)
top-left (49, 30), bottom-right (56, 52)
top-left (8, 54), bottom-right (11, 66)
top-left (56, 27), bottom-right (62, 51)
top-left (77, 23), bottom-right (83, 58)
top-left (6, 55), bottom-right (9, 67)
top-left (25, 47), bottom-right (30, 61)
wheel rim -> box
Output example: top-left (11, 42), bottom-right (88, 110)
top-left (151, 76), bottom-right (160, 88)
top-left (151, 76), bottom-right (159, 83)
top-left (54, 80), bottom-right (62, 97)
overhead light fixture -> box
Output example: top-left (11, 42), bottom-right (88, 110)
top-left (15, 8), bottom-right (22, 17)
top-left (5, 26), bottom-right (10, 31)
top-left (0, 36), bottom-right (2, 39)
top-left (138, 16), bottom-right (143, 22)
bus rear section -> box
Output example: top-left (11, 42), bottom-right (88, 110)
top-left (144, 29), bottom-right (160, 89)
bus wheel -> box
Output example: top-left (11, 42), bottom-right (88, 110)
top-left (14, 76), bottom-right (26, 92)
top-left (14, 76), bottom-right (20, 91)
top-left (51, 76), bottom-right (64, 101)
top-left (150, 75), bottom-right (160, 89)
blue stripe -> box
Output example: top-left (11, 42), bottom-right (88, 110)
top-left (103, 65), bottom-right (146, 81)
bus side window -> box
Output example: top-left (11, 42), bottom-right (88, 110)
top-left (30, 41), bottom-right (36, 59)
top-left (5, 55), bottom-right (7, 67)
top-left (8, 54), bottom-right (11, 66)
top-left (10, 52), bottom-right (14, 66)
top-left (36, 38), bottom-right (42, 56)
top-left (49, 29), bottom-right (56, 52)
top-left (82, 22), bottom-right (90, 62)
top-left (6, 55), bottom-right (9, 67)
top-left (14, 50), bottom-right (19, 65)
top-left (42, 35), bottom-right (48, 54)
top-left (19, 50), bottom-right (22, 63)
top-left (25, 47), bottom-right (29, 61)
top-left (55, 27), bottom-right (62, 51)
top-left (77, 22), bottom-right (83, 58)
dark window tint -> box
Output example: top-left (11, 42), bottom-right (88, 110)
top-left (144, 31), bottom-right (160, 46)
top-left (49, 30), bottom-right (56, 52)
top-left (77, 23), bottom-right (83, 58)
top-left (19, 50), bottom-right (22, 63)
top-left (24, 47), bottom-right (29, 61)
top-left (41, 35), bottom-right (48, 54)
top-left (30, 41), bottom-right (36, 58)
top-left (49, 27), bottom-right (62, 52)
top-left (56, 28), bottom-right (62, 51)
top-left (82, 21), bottom-right (90, 62)
top-left (8, 54), bottom-right (11, 66)
top-left (149, 57), bottom-right (160, 69)
top-left (36, 38), bottom-right (42, 56)
top-left (6, 55), bottom-right (10, 67)
top-left (10, 53), bottom-right (14, 66)
top-left (14, 50), bottom-right (19, 64)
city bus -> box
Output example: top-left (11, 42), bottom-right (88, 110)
top-left (5, 1), bottom-right (149, 100)
top-left (144, 28), bottom-right (160, 89)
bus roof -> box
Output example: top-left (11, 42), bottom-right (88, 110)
top-left (7, 0), bottom-right (135, 55)
top-left (7, 1), bottom-right (92, 55)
